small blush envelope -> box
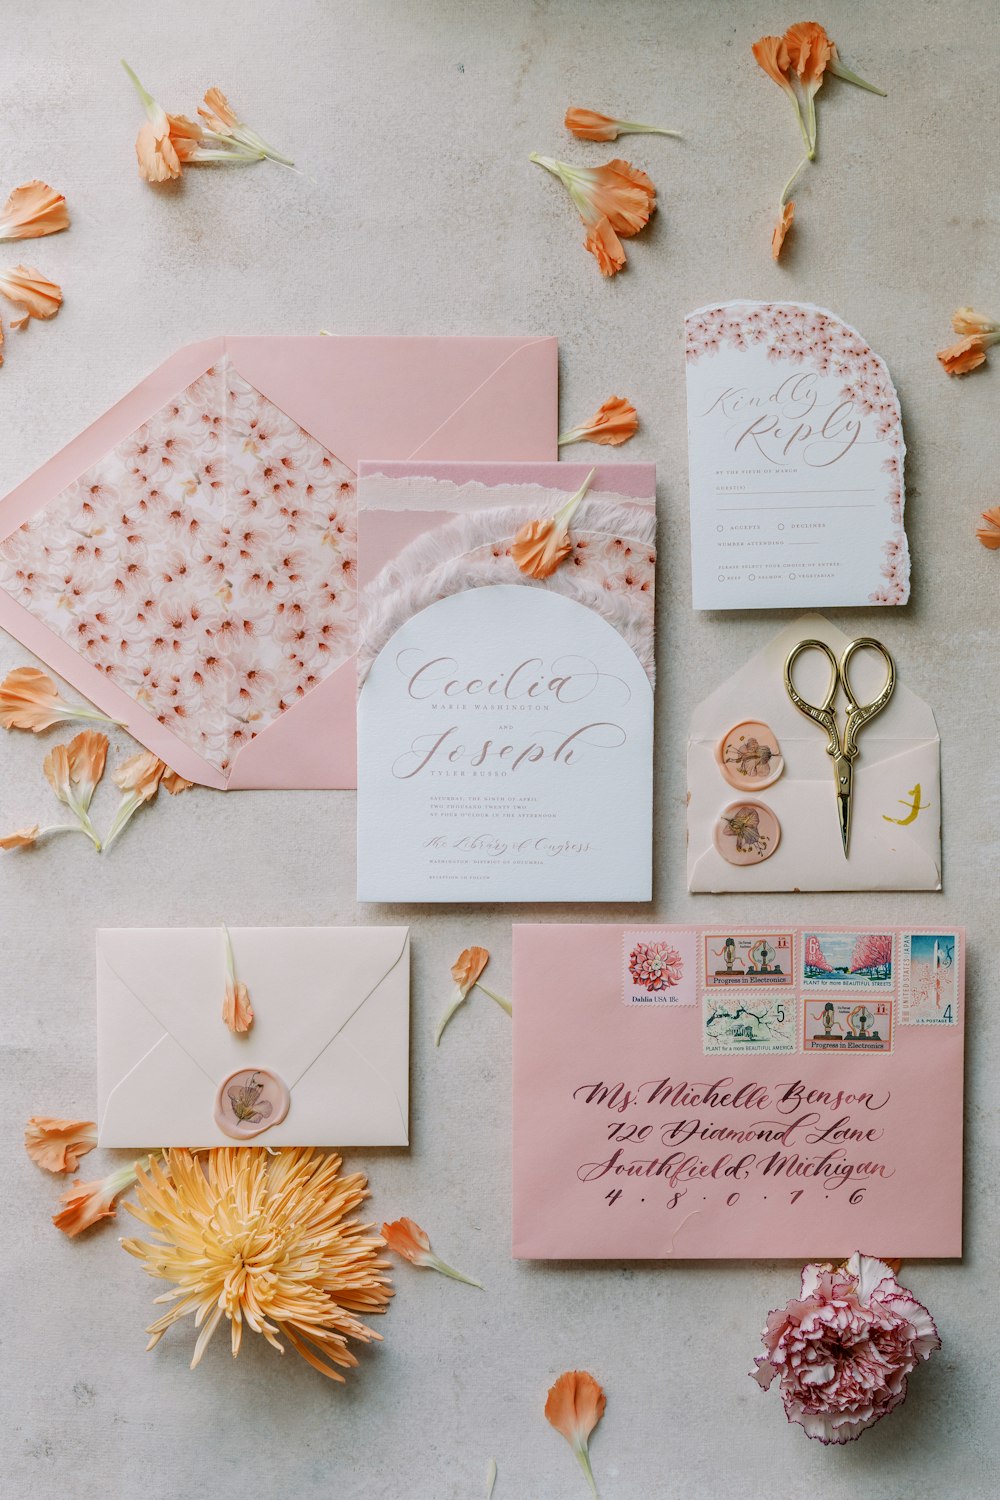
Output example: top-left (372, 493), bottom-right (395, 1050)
top-left (688, 615), bottom-right (941, 892)
top-left (512, 923), bottom-right (965, 1260)
top-left (0, 335), bottom-right (557, 790)
top-left (356, 462), bottom-right (656, 903)
top-left (97, 926), bottom-right (410, 1147)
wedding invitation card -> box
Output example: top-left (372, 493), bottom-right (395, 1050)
top-left (513, 923), bottom-right (964, 1259)
top-left (684, 301), bottom-right (910, 610)
top-left (356, 462), bottom-right (656, 902)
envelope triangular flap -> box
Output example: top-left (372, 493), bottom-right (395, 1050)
top-left (690, 614), bottom-right (938, 744)
top-left (97, 926), bottom-right (409, 1093)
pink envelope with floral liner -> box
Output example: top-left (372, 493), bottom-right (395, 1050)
top-left (512, 923), bottom-right (965, 1260)
top-left (0, 335), bottom-right (557, 789)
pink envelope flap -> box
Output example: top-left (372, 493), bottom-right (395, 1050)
top-left (0, 336), bottom-right (558, 789)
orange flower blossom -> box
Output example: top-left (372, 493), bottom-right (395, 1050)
top-left (198, 87), bottom-right (295, 168)
top-left (122, 1148), bottom-right (392, 1380)
top-left (545, 1370), bottom-right (607, 1498)
top-left (529, 154), bottom-right (655, 276)
top-left (511, 468), bottom-right (596, 581)
top-left (0, 181), bottom-right (69, 241)
top-left (25, 1116), bottom-right (97, 1173)
top-left (382, 1216), bottom-right (483, 1289)
top-left (559, 396), bottom-right (638, 448)
top-left (122, 62), bottom-right (272, 182)
top-left (565, 107), bottom-right (680, 142)
top-left (937, 309), bottom-right (1000, 375)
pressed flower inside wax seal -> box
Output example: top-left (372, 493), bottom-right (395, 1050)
top-left (716, 721), bottom-right (783, 790)
top-left (714, 800), bottom-right (781, 865)
top-left (214, 1067), bottom-right (289, 1140)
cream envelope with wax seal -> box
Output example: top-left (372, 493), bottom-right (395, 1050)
top-left (0, 335), bottom-right (557, 790)
top-left (97, 926), bottom-right (410, 1147)
top-left (687, 614), bottom-right (941, 892)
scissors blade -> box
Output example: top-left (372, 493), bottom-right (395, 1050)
top-left (834, 755), bottom-right (853, 857)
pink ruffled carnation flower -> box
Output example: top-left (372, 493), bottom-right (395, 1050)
top-left (628, 941), bottom-right (684, 991)
top-left (752, 1253), bottom-right (940, 1443)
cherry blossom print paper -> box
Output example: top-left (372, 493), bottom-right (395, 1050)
top-left (684, 301), bottom-right (910, 610)
top-left (0, 360), bottom-right (357, 773)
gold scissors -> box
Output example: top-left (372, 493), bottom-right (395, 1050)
top-left (783, 638), bottom-right (896, 857)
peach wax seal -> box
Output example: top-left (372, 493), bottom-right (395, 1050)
top-left (214, 1067), bottom-right (290, 1140)
top-left (713, 800), bottom-right (781, 865)
top-left (716, 720), bottom-right (783, 790)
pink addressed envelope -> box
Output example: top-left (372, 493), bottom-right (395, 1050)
top-left (0, 335), bottom-right (557, 789)
top-left (512, 924), bottom-right (965, 1259)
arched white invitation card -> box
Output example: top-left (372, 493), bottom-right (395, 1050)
top-left (356, 462), bottom-right (656, 903)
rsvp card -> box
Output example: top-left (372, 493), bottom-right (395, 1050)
top-left (685, 301), bottom-right (910, 610)
top-left (356, 462), bottom-right (656, 903)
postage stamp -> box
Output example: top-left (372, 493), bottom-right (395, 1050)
top-left (901, 933), bottom-right (960, 1025)
top-left (801, 931), bottom-right (895, 991)
top-left (703, 932), bottom-right (795, 989)
top-left (623, 930), bottom-right (698, 1006)
top-left (703, 993), bottom-right (796, 1053)
top-left (801, 996), bottom-right (894, 1053)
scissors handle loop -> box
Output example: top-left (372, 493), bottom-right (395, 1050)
top-left (783, 638), bottom-right (842, 755)
top-left (840, 637), bottom-right (895, 757)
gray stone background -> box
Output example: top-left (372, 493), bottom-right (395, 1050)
top-left (1, 1), bottom-right (997, 1496)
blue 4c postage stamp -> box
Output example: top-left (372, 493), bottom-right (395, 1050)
top-left (901, 933), bottom-right (960, 1024)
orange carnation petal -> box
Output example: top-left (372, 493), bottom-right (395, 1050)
top-left (784, 21), bottom-right (835, 85)
top-left (511, 516), bottom-right (574, 577)
top-left (162, 767), bottom-right (194, 795)
top-left (937, 335), bottom-right (988, 375)
top-left (25, 1116), bottom-right (97, 1173)
top-left (0, 825), bottom-right (40, 849)
top-left (545, 1369), bottom-right (607, 1445)
top-left (952, 306), bottom-right (1000, 337)
top-left (771, 200), bottom-right (794, 260)
top-left (0, 180), bottom-right (69, 241)
top-left (0, 666), bottom-right (63, 730)
top-left (382, 1216), bottom-right (431, 1264)
top-left (135, 119), bottom-right (182, 182)
top-left (223, 980), bottom-right (254, 1033)
top-left (0, 264), bottom-right (62, 321)
top-left (199, 87), bottom-right (239, 133)
top-left (584, 217), bottom-right (626, 276)
top-left (451, 945), bottom-right (490, 997)
top-left (560, 396), bottom-right (638, 447)
top-left (565, 107), bottom-right (619, 141)
top-left (752, 35), bottom-right (794, 91)
top-left (976, 506), bottom-right (1000, 549)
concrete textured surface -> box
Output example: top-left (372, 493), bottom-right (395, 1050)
top-left (1, 2), bottom-right (998, 1497)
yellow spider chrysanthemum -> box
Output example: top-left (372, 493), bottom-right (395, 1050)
top-left (121, 1147), bottom-right (393, 1381)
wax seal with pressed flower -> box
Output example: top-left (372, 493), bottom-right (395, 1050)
top-left (716, 720), bottom-right (783, 790)
top-left (714, 800), bottom-right (781, 865)
top-left (213, 1067), bottom-right (289, 1140)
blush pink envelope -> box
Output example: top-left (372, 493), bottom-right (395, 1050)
top-left (512, 924), bottom-right (965, 1260)
top-left (0, 335), bottom-right (557, 789)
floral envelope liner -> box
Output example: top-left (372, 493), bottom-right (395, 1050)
top-left (357, 491), bottom-right (656, 686)
top-left (0, 358), bottom-right (358, 772)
